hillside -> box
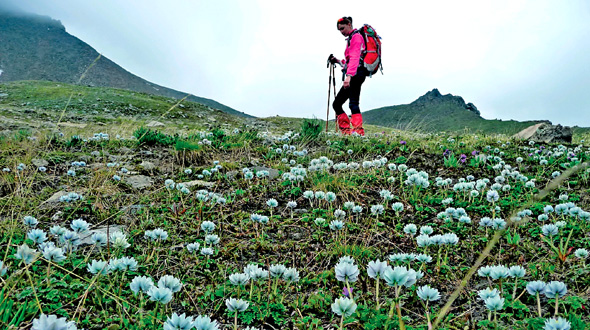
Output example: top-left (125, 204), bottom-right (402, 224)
top-left (0, 9), bottom-right (252, 118)
top-left (364, 89), bottom-right (551, 135)
top-left (0, 81), bottom-right (395, 136)
top-left (0, 81), bottom-right (263, 134)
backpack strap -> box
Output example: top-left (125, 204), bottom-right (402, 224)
top-left (346, 29), bottom-right (361, 47)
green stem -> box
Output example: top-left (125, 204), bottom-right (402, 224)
top-left (345, 279), bottom-right (354, 302)
top-left (26, 267), bottom-right (43, 314)
top-left (426, 300), bottom-right (432, 330)
top-left (512, 277), bottom-right (518, 301)
top-left (46, 263), bottom-right (52, 288)
top-left (375, 278), bottom-right (380, 310)
top-left (536, 292), bottom-right (542, 318)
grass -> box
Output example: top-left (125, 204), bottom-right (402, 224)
top-left (0, 81), bottom-right (589, 329)
top-left (0, 121), bottom-right (588, 329)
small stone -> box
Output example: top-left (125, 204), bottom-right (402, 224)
top-left (225, 170), bottom-right (239, 180)
top-left (41, 191), bottom-right (69, 206)
top-left (146, 121), bottom-right (165, 127)
top-left (251, 166), bottom-right (279, 180)
top-left (79, 225), bottom-right (124, 246)
top-left (32, 158), bottom-right (49, 167)
top-left (182, 180), bottom-right (216, 189)
top-left (51, 211), bottom-right (63, 221)
top-left (58, 122), bottom-right (87, 128)
top-left (124, 175), bottom-right (154, 190)
top-left (139, 161), bottom-right (157, 171)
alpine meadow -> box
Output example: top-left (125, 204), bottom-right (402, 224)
top-left (1, 4), bottom-right (590, 330)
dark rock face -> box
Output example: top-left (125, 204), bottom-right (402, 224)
top-left (411, 88), bottom-right (481, 116)
top-left (466, 103), bottom-right (480, 115)
top-left (530, 124), bottom-right (572, 143)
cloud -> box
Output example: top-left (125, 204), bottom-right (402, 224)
top-left (2, 0), bottom-right (590, 126)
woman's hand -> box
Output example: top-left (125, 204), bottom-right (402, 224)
top-left (343, 75), bottom-right (351, 88)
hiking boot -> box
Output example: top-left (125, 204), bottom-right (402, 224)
top-left (337, 113), bottom-right (351, 135)
top-left (351, 113), bottom-right (365, 136)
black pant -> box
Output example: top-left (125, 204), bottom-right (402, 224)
top-left (333, 73), bottom-right (366, 116)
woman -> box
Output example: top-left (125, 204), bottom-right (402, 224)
top-left (329, 16), bottom-right (368, 136)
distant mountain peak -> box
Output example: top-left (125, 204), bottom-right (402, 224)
top-left (0, 10), bottom-right (251, 118)
top-left (412, 88), bottom-right (480, 116)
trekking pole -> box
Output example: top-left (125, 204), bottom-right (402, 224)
top-left (326, 61), bottom-right (333, 132)
top-left (332, 64), bottom-right (337, 132)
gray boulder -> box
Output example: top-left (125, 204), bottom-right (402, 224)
top-left (514, 123), bottom-right (572, 144)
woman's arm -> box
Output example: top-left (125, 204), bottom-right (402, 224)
top-left (346, 33), bottom-right (364, 76)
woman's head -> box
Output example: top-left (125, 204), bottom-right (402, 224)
top-left (337, 16), bottom-right (353, 36)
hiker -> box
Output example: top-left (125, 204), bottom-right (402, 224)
top-left (328, 16), bottom-right (369, 136)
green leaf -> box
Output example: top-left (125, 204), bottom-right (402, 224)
top-left (526, 317), bottom-right (545, 330)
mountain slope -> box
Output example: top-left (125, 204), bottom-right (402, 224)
top-left (0, 10), bottom-right (252, 118)
top-left (364, 89), bottom-right (549, 135)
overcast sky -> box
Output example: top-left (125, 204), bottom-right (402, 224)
top-left (3, 0), bottom-right (590, 126)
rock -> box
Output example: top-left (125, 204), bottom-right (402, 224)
top-left (32, 158), bottom-right (49, 167)
top-left (90, 163), bottom-right (105, 170)
top-left (251, 166), bottom-right (280, 180)
top-left (207, 117), bottom-right (217, 123)
top-left (146, 121), bottom-right (165, 127)
top-left (0, 93), bottom-right (8, 98)
top-left (124, 175), bottom-right (153, 190)
top-left (466, 103), bottom-right (480, 115)
top-left (513, 123), bottom-right (545, 140)
top-left (139, 161), bottom-right (157, 171)
top-left (183, 180), bottom-right (216, 189)
top-left (51, 211), bottom-right (63, 221)
top-left (79, 225), bottom-right (124, 245)
top-left (119, 147), bottom-right (133, 154)
top-left (514, 123), bottom-right (572, 143)
top-left (225, 170), bottom-right (239, 180)
top-left (120, 204), bottom-right (146, 215)
top-left (58, 122), bottom-right (87, 128)
top-left (41, 191), bottom-right (68, 207)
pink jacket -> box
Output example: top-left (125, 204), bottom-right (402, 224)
top-left (341, 29), bottom-right (364, 76)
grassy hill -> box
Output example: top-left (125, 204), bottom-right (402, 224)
top-left (0, 81), bottom-right (390, 136)
top-left (0, 9), bottom-right (252, 118)
top-left (364, 89), bottom-right (555, 135)
top-left (0, 81), bottom-right (261, 134)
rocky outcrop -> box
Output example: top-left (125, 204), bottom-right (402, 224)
top-left (411, 89), bottom-right (481, 116)
top-left (513, 123), bottom-right (572, 143)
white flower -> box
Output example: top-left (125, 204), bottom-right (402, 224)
top-left (331, 297), bottom-right (357, 317)
top-left (225, 298), bottom-right (249, 312)
top-left (417, 285), bottom-right (441, 301)
top-left (367, 260), bottom-right (389, 279)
